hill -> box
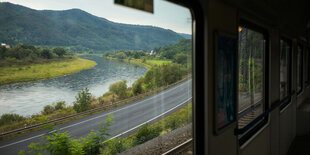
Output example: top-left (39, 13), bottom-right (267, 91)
top-left (155, 39), bottom-right (192, 59)
top-left (0, 2), bottom-right (183, 51)
top-left (178, 33), bottom-right (192, 39)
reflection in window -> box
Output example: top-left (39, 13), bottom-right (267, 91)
top-left (280, 39), bottom-right (291, 101)
top-left (297, 45), bottom-right (303, 94)
top-left (238, 27), bottom-right (265, 128)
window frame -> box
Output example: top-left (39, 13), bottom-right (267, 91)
top-left (296, 44), bottom-right (303, 95)
top-left (167, 0), bottom-right (205, 154)
top-left (237, 19), bottom-right (269, 146)
top-left (279, 37), bottom-right (292, 110)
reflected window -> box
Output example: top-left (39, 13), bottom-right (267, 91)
top-left (280, 39), bottom-right (291, 101)
top-left (238, 26), bottom-right (265, 129)
top-left (297, 45), bottom-right (303, 94)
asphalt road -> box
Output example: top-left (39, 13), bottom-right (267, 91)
top-left (0, 79), bottom-right (192, 154)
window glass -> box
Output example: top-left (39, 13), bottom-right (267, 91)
top-left (297, 45), bottom-right (303, 94)
top-left (238, 27), bottom-right (265, 129)
top-left (280, 39), bottom-right (291, 100)
top-left (0, 0), bottom-right (193, 154)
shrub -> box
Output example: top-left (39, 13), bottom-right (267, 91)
top-left (53, 47), bottom-right (66, 57)
top-left (54, 101), bottom-right (66, 110)
top-left (166, 115), bottom-right (183, 130)
top-left (0, 113), bottom-right (25, 126)
top-left (99, 98), bottom-right (104, 105)
top-left (109, 80), bottom-right (128, 99)
top-left (133, 123), bottom-right (162, 146)
top-left (19, 115), bottom-right (114, 155)
top-left (42, 105), bottom-right (55, 115)
top-left (132, 77), bottom-right (143, 95)
top-left (104, 138), bottom-right (128, 155)
top-left (41, 49), bottom-right (53, 59)
top-left (73, 88), bottom-right (92, 113)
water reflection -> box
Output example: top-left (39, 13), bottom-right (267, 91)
top-left (0, 55), bottom-right (148, 116)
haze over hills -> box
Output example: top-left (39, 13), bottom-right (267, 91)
top-left (0, 2), bottom-right (185, 51)
top-left (177, 33), bottom-right (191, 39)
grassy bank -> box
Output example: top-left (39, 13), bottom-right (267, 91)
top-left (0, 57), bottom-right (96, 86)
top-left (105, 57), bottom-right (172, 69)
top-left (102, 103), bottom-right (192, 154)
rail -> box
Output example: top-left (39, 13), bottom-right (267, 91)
top-left (0, 77), bottom-right (192, 138)
top-left (162, 138), bottom-right (192, 155)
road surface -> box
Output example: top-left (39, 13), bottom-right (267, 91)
top-left (0, 79), bottom-right (192, 154)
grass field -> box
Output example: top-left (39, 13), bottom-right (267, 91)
top-left (0, 58), bottom-right (96, 86)
top-left (128, 59), bottom-right (172, 68)
top-left (146, 59), bottom-right (172, 65)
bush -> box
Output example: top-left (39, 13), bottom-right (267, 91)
top-left (42, 105), bottom-right (55, 115)
top-left (0, 113), bottom-right (25, 126)
top-left (19, 115), bottom-right (114, 155)
top-left (41, 49), bottom-right (53, 59)
top-left (166, 115), bottom-right (183, 130)
top-left (54, 101), bottom-right (66, 110)
top-left (73, 88), bottom-right (92, 113)
top-left (132, 77), bottom-right (143, 95)
top-left (99, 98), bottom-right (105, 105)
top-left (133, 123), bottom-right (162, 146)
top-left (104, 138), bottom-right (128, 155)
top-left (53, 47), bottom-right (66, 57)
top-left (109, 80), bottom-right (128, 99)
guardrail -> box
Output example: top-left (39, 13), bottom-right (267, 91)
top-left (162, 138), bottom-right (192, 155)
top-left (0, 76), bottom-right (192, 138)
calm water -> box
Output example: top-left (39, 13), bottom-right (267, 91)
top-left (0, 55), bottom-right (148, 116)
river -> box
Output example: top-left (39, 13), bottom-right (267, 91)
top-left (0, 55), bottom-right (148, 116)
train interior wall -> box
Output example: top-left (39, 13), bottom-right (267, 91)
top-left (195, 0), bottom-right (310, 154)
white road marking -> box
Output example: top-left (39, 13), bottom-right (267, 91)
top-left (108, 97), bottom-right (192, 140)
top-left (0, 80), bottom-right (191, 149)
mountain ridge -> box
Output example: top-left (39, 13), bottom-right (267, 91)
top-left (0, 2), bottom-right (183, 51)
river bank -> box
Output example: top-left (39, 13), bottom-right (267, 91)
top-left (0, 57), bottom-right (97, 86)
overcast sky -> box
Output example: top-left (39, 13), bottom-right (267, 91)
top-left (2, 0), bottom-right (192, 34)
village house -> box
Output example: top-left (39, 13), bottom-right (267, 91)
top-left (1, 43), bottom-right (10, 49)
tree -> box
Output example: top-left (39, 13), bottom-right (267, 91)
top-left (132, 77), bottom-right (143, 95)
top-left (173, 53), bottom-right (188, 65)
top-left (115, 52), bottom-right (126, 59)
top-left (41, 49), bottom-right (53, 59)
top-left (103, 51), bottom-right (110, 58)
top-left (109, 80), bottom-right (128, 99)
top-left (53, 47), bottom-right (66, 57)
top-left (144, 68), bottom-right (155, 90)
top-left (0, 46), bottom-right (7, 59)
top-left (73, 88), bottom-right (92, 113)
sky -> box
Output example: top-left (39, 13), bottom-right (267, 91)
top-left (1, 0), bottom-right (192, 34)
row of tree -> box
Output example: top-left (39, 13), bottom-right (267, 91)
top-left (103, 39), bottom-right (192, 66)
top-left (107, 63), bottom-right (190, 101)
top-left (0, 44), bottom-right (67, 66)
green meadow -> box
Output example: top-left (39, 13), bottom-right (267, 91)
top-left (0, 58), bottom-right (96, 86)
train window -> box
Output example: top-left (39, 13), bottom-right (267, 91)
top-left (237, 22), bottom-right (268, 145)
top-left (0, 0), bottom-right (193, 154)
top-left (297, 45), bottom-right (303, 94)
top-left (279, 39), bottom-right (292, 108)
